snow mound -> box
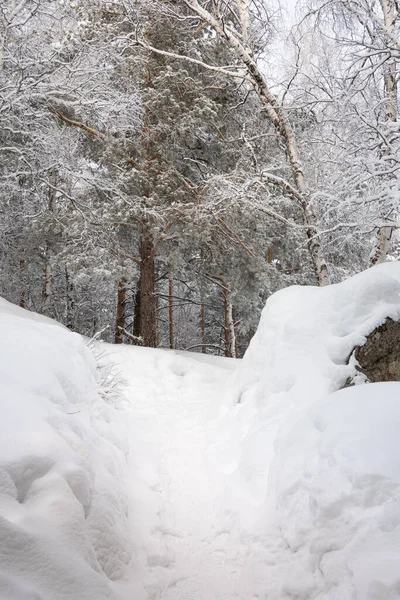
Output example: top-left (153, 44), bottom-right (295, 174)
top-left (224, 263), bottom-right (400, 599)
top-left (272, 383), bottom-right (400, 599)
top-left (0, 298), bottom-right (132, 600)
top-left (237, 261), bottom-right (400, 410)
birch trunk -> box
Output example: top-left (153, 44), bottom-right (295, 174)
top-left (227, 300), bottom-right (236, 358)
top-left (41, 168), bottom-right (57, 316)
top-left (182, 0), bottom-right (329, 285)
top-left (222, 281), bottom-right (236, 357)
top-left (370, 0), bottom-right (398, 265)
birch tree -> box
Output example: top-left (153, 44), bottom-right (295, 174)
top-left (295, 0), bottom-right (400, 268)
top-left (135, 0), bottom-right (330, 285)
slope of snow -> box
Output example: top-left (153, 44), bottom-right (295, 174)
top-left (2, 263), bottom-right (400, 600)
top-left (272, 383), bottom-right (400, 599)
top-left (0, 298), bottom-right (134, 600)
top-left (224, 262), bottom-right (400, 599)
top-left (0, 297), bottom-right (238, 600)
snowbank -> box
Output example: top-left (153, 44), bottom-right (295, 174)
top-left (3, 263), bottom-right (400, 600)
top-left (273, 383), bottom-right (400, 599)
top-left (0, 298), bottom-right (132, 600)
top-left (237, 261), bottom-right (400, 409)
top-left (226, 263), bottom-right (400, 599)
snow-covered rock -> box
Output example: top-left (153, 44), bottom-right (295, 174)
top-left (229, 262), bottom-right (400, 599)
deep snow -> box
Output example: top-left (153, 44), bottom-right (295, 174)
top-left (2, 263), bottom-right (400, 599)
top-left (0, 298), bottom-right (133, 599)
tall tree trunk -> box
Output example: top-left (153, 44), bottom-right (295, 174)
top-left (133, 285), bottom-right (142, 342)
top-left (139, 228), bottom-right (157, 347)
top-left (92, 312), bottom-right (98, 338)
top-left (222, 281), bottom-right (236, 358)
top-left (41, 260), bottom-right (52, 316)
top-left (370, 0), bottom-right (397, 265)
top-left (155, 290), bottom-right (159, 347)
top-left (233, 306), bottom-right (239, 358)
top-left (115, 277), bottom-right (127, 344)
top-left (65, 267), bottom-right (74, 331)
top-left (41, 168), bottom-right (57, 316)
top-left (223, 292), bottom-right (230, 357)
top-left (200, 302), bottom-right (206, 354)
top-left (169, 276), bottom-right (174, 349)
top-left (370, 226), bottom-right (394, 266)
top-left (19, 257), bottom-right (25, 308)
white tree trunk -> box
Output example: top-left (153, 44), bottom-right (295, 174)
top-left (42, 260), bottom-right (52, 316)
top-left (182, 0), bottom-right (329, 285)
top-left (370, 226), bottom-right (393, 265)
top-left (226, 293), bottom-right (236, 359)
top-left (237, 0), bottom-right (250, 43)
top-left (370, 0), bottom-right (398, 265)
top-left (42, 168), bottom-right (57, 316)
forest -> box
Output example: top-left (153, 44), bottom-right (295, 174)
top-left (1, 0), bottom-right (399, 356)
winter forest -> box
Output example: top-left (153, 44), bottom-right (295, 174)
top-left (2, 0), bottom-right (400, 355)
top-left (4, 2), bottom-right (400, 598)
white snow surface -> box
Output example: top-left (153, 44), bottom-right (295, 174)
top-left (0, 298), bottom-right (133, 600)
top-left (2, 263), bottom-right (400, 599)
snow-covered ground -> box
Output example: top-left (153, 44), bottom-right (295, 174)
top-left (2, 263), bottom-right (400, 599)
top-left (0, 299), bottom-right (133, 600)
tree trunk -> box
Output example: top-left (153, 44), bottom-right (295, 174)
top-left (222, 281), bottom-right (236, 357)
top-left (19, 258), bottom-right (25, 308)
top-left (380, 0), bottom-right (397, 122)
top-left (370, 0), bottom-right (397, 265)
top-left (92, 313), bottom-right (98, 338)
top-left (169, 277), bottom-right (174, 349)
top-left (227, 300), bottom-right (236, 358)
top-left (155, 289), bottom-right (159, 347)
top-left (223, 293), bottom-right (230, 357)
top-left (200, 303), bottom-right (206, 354)
top-left (184, 0), bottom-right (329, 285)
top-left (65, 267), bottom-right (74, 331)
top-left (139, 229), bottom-right (157, 347)
top-left (233, 306), bottom-right (239, 358)
top-left (133, 285), bottom-right (142, 342)
top-left (41, 168), bottom-right (57, 316)
top-left (41, 259), bottom-right (52, 316)
top-left (115, 277), bottom-right (127, 344)
top-left (370, 226), bottom-right (394, 266)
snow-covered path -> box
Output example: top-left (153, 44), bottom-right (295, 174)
top-left (98, 264), bottom-right (400, 600)
top-left (100, 344), bottom-right (256, 600)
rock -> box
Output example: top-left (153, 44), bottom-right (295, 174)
top-left (354, 318), bottom-right (400, 382)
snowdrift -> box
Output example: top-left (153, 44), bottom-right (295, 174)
top-left (0, 298), bottom-right (132, 600)
top-left (229, 262), bottom-right (400, 599)
top-left (2, 263), bottom-right (400, 600)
